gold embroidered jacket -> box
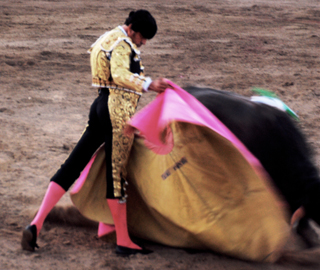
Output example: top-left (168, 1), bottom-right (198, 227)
top-left (88, 27), bottom-right (147, 94)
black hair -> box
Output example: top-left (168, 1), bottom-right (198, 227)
top-left (124, 10), bottom-right (157, 39)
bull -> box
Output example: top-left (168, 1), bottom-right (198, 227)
top-left (184, 86), bottom-right (320, 247)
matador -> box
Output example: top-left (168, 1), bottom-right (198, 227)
top-left (21, 9), bottom-right (169, 255)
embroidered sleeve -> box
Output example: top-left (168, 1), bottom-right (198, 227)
top-left (110, 41), bottom-right (146, 93)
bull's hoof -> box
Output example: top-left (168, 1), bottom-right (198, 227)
top-left (21, 224), bottom-right (39, 251)
top-left (296, 217), bottom-right (320, 248)
top-left (115, 245), bottom-right (153, 256)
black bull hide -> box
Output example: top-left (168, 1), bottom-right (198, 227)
top-left (185, 86), bottom-right (320, 226)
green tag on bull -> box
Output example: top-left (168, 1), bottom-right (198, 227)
top-left (251, 87), bottom-right (299, 120)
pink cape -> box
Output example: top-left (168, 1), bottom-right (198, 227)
top-left (126, 80), bottom-right (269, 182)
top-left (70, 81), bottom-right (289, 262)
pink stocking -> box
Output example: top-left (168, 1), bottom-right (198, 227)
top-left (107, 199), bottom-right (141, 249)
top-left (97, 222), bottom-right (115, 238)
top-left (31, 181), bottom-right (65, 236)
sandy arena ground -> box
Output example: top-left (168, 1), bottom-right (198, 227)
top-left (1, 0), bottom-right (320, 269)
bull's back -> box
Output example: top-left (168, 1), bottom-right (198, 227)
top-left (184, 86), bottom-right (282, 147)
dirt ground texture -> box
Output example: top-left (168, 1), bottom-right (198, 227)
top-left (1, 0), bottom-right (320, 269)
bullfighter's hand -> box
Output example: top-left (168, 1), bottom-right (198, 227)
top-left (148, 78), bottom-right (170, 93)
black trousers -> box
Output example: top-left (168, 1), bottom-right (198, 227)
top-left (51, 89), bottom-right (118, 198)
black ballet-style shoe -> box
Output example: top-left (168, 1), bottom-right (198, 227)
top-left (115, 245), bottom-right (153, 256)
top-left (21, 224), bottom-right (39, 251)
